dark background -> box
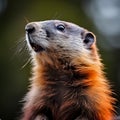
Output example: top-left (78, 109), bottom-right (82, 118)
top-left (0, 0), bottom-right (120, 119)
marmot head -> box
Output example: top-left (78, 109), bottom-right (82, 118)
top-left (25, 20), bottom-right (98, 66)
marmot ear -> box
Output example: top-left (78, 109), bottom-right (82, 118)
top-left (83, 32), bottom-right (95, 49)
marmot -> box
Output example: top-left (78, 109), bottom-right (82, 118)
top-left (21, 20), bottom-right (115, 120)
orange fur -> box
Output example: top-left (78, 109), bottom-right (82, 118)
top-left (22, 48), bottom-right (115, 120)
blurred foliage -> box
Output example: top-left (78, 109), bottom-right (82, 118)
top-left (0, 0), bottom-right (120, 119)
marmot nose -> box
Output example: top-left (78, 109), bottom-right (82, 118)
top-left (25, 23), bottom-right (36, 34)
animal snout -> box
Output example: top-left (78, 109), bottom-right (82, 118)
top-left (25, 22), bottom-right (51, 38)
top-left (25, 23), bottom-right (37, 34)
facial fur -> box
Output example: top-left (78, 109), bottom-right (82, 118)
top-left (25, 20), bottom-right (99, 68)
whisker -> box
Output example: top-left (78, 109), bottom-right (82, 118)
top-left (21, 57), bottom-right (31, 69)
top-left (15, 37), bottom-right (27, 55)
top-left (52, 12), bottom-right (62, 20)
top-left (24, 17), bottom-right (30, 24)
top-left (11, 36), bottom-right (31, 69)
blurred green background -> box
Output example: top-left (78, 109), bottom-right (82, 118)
top-left (0, 0), bottom-right (120, 119)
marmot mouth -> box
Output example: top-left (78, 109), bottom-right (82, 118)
top-left (27, 34), bottom-right (45, 52)
top-left (30, 42), bottom-right (45, 52)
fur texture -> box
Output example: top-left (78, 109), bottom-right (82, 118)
top-left (21, 20), bottom-right (115, 120)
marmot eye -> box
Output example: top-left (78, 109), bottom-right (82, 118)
top-left (56, 24), bottom-right (65, 32)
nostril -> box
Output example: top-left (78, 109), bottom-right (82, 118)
top-left (25, 25), bottom-right (35, 34)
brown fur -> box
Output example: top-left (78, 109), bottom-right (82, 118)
top-left (21, 20), bottom-right (115, 120)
